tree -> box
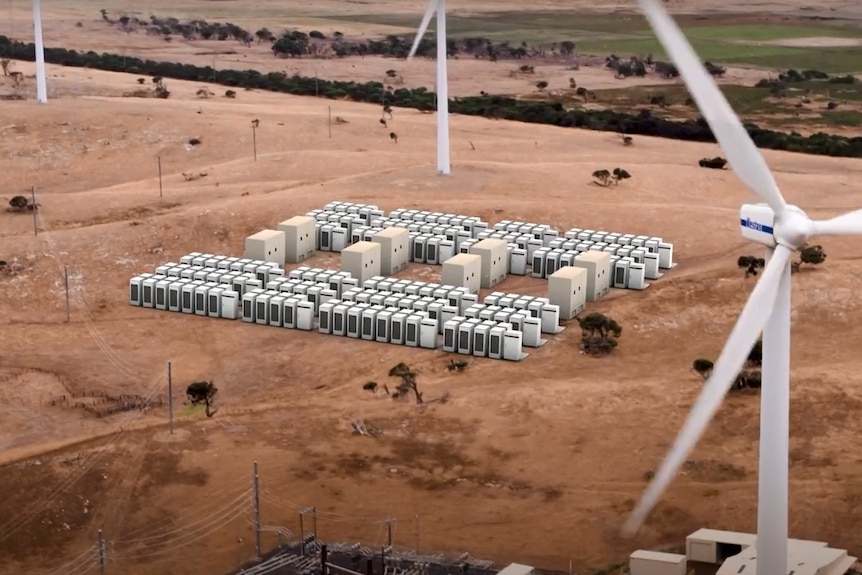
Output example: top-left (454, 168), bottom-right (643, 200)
top-left (692, 358), bottom-right (714, 380)
top-left (699, 156), bottom-right (727, 169)
top-left (620, 134), bottom-right (633, 146)
top-left (225, 89), bottom-right (236, 98)
top-left (737, 255), bottom-right (765, 278)
top-left (362, 381), bottom-right (378, 392)
top-left (535, 80), bottom-right (548, 91)
top-left (7, 195), bottom-right (36, 212)
top-left (388, 363), bottom-right (423, 404)
top-left (390, 132), bottom-right (398, 143)
top-left (186, 380), bottom-right (218, 417)
top-left (704, 61), bottom-right (726, 77)
top-left (195, 88), bottom-right (214, 98)
top-left (612, 167), bottom-right (631, 184)
top-left (577, 312), bottom-right (622, 356)
top-left (255, 28), bottom-right (274, 43)
top-left (385, 69), bottom-right (398, 78)
top-left (792, 244), bottom-right (826, 272)
top-left (592, 169), bottom-right (611, 186)
top-left (747, 340), bottom-right (762, 367)
top-left (560, 41), bottom-right (576, 56)
top-left (569, 77), bottom-right (576, 89)
top-left (446, 359), bottom-right (469, 372)
top-left (0, 58), bottom-right (9, 76)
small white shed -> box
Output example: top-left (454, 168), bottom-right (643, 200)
top-left (548, 266), bottom-right (587, 319)
top-left (245, 229), bottom-right (286, 265)
top-left (371, 227), bottom-right (410, 275)
top-left (341, 241), bottom-right (382, 283)
top-left (441, 253), bottom-right (482, 294)
top-left (629, 550), bottom-right (687, 575)
top-left (278, 216), bottom-right (316, 263)
top-left (469, 238), bottom-right (508, 288)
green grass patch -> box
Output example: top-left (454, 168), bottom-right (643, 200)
top-left (592, 83), bottom-right (794, 116)
top-left (336, 11), bottom-right (862, 72)
top-left (817, 110), bottom-right (862, 126)
top-left (180, 404), bottom-right (205, 416)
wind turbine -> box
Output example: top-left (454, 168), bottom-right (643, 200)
top-left (406, 0), bottom-right (450, 175)
top-left (623, 1), bottom-right (862, 574)
top-left (33, 0), bottom-right (48, 103)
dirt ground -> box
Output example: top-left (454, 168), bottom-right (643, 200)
top-left (2, 3), bottom-right (862, 575)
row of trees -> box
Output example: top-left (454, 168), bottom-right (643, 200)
top-left (1, 36), bottom-right (860, 158)
top-left (99, 11), bottom-right (577, 61)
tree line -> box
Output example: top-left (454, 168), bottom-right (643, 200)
top-left (1, 36), bottom-right (860, 158)
top-left (101, 11), bottom-right (576, 61)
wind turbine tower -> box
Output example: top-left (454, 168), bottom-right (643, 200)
top-left (33, 0), bottom-right (48, 103)
top-left (408, 0), bottom-right (451, 175)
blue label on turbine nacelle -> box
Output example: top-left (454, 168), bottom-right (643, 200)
top-left (740, 218), bottom-right (774, 234)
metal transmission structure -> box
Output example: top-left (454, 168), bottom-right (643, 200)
top-left (406, 0), bottom-right (451, 175)
top-left (33, 0), bottom-right (47, 103)
top-left (624, 2), bottom-right (862, 575)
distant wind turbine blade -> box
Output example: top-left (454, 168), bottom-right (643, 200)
top-left (407, 0), bottom-right (439, 60)
top-left (636, 0), bottom-right (786, 217)
top-left (812, 208), bottom-right (862, 235)
top-left (622, 244), bottom-right (794, 535)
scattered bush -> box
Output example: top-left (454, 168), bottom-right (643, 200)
top-left (592, 168), bottom-right (631, 186)
top-left (792, 244), bottom-right (826, 272)
top-left (577, 312), bottom-right (622, 356)
top-left (737, 255), bottom-right (766, 277)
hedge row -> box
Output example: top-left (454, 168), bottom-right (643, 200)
top-left (2, 35), bottom-right (861, 158)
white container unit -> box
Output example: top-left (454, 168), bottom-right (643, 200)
top-left (419, 317), bottom-right (437, 349)
top-left (318, 302), bottom-right (334, 334)
top-left (390, 312), bottom-right (407, 345)
top-left (540, 303), bottom-right (564, 334)
top-left (219, 290), bottom-right (239, 319)
top-left (346, 307), bottom-right (362, 338)
top-left (167, 280), bottom-right (185, 312)
top-left (180, 282), bottom-right (196, 314)
top-left (404, 314), bottom-right (422, 347)
top-left (457, 321), bottom-right (475, 355)
top-left (296, 300), bottom-right (314, 330)
top-left (331, 304), bottom-right (348, 336)
top-left (503, 329), bottom-right (526, 361)
top-left (442, 318), bottom-right (460, 353)
top-left (268, 295), bottom-right (285, 327)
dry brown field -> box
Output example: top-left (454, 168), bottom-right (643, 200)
top-left (2, 2), bottom-right (862, 575)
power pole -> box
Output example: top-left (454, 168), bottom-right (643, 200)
top-left (98, 529), bottom-right (106, 575)
top-left (167, 361), bottom-right (173, 435)
top-left (253, 460), bottom-right (261, 559)
top-left (63, 265), bottom-right (70, 322)
top-left (384, 518), bottom-right (395, 547)
top-left (415, 514), bottom-right (419, 553)
top-left (299, 507), bottom-right (315, 556)
top-left (31, 186), bottom-right (37, 236)
top-left (157, 156), bottom-right (163, 198)
top-left (252, 124), bottom-right (257, 161)
top-left (328, 106), bottom-right (332, 139)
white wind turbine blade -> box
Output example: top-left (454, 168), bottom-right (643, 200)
top-left (811, 208), bottom-right (862, 235)
top-left (407, 0), bottom-right (439, 60)
top-left (637, 0), bottom-right (786, 217)
top-left (623, 244), bottom-right (795, 534)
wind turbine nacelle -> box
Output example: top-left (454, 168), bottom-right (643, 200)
top-left (740, 203), bottom-right (776, 248)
